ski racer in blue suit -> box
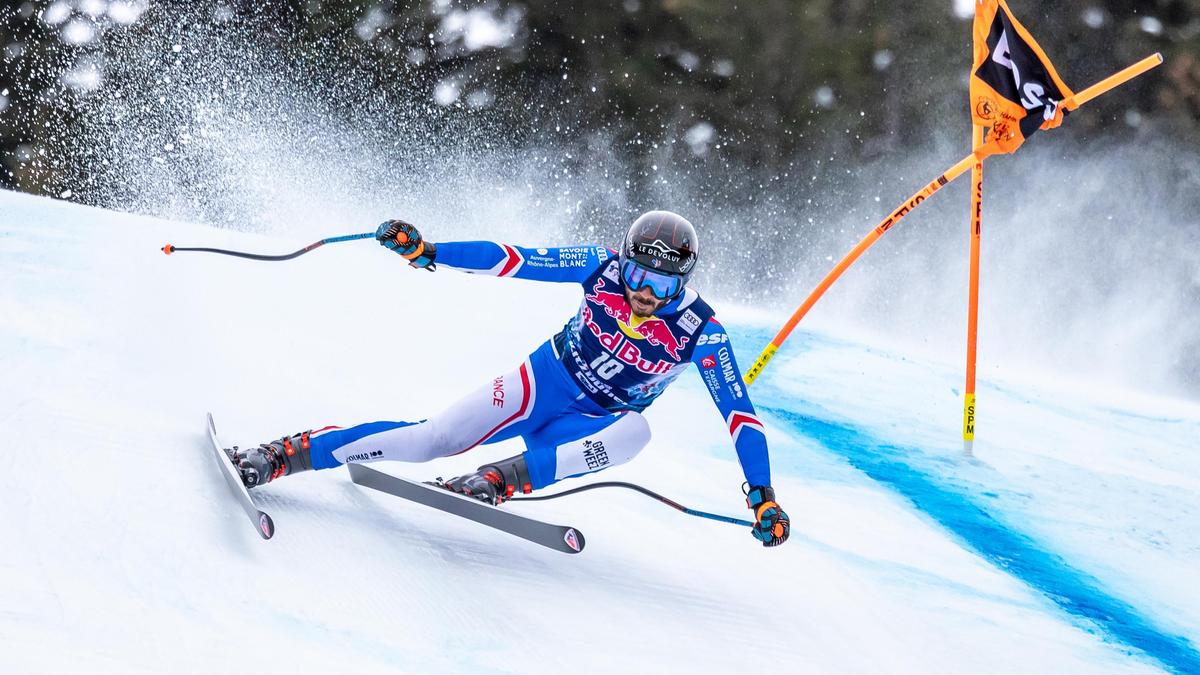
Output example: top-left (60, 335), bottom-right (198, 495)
top-left (225, 211), bottom-right (789, 547)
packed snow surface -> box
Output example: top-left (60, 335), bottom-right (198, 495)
top-left (1, 191), bottom-right (1197, 674)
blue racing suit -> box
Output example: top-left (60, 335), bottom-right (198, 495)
top-left (306, 242), bottom-right (771, 490)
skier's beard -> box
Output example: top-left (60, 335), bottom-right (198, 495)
top-left (626, 287), bottom-right (668, 318)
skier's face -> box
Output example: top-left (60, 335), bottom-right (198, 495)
top-left (625, 285), bottom-right (669, 318)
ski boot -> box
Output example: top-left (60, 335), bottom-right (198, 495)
top-left (225, 430), bottom-right (315, 489)
top-left (433, 453), bottom-right (532, 505)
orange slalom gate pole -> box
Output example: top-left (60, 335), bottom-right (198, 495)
top-left (1064, 53), bottom-right (1162, 110)
top-left (743, 153), bottom-right (977, 385)
top-left (742, 53), bottom-right (1163, 387)
top-left (963, 125), bottom-right (984, 454)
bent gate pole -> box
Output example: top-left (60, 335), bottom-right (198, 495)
top-left (743, 53), bottom-right (1163, 387)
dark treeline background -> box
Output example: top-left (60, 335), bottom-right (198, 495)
top-left (1, 0), bottom-right (1197, 204)
top-left (2, 1), bottom-right (1199, 397)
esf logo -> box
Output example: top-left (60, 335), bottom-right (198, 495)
top-left (695, 332), bottom-right (729, 346)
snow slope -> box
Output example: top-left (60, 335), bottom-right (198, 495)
top-left (2, 190), bottom-right (1196, 674)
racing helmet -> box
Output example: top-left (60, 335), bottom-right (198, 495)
top-left (618, 210), bottom-right (698, 300)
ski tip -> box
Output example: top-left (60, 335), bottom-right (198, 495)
top-left (257, 512), bottom-right (275, 540)
top-left (563, 527), bottom-right (584, 553)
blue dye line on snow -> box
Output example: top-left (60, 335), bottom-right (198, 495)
top-left (764, 406), bottom-right (1200, 675)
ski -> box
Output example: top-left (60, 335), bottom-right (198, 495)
top-left (347, 463), bottom-right (584, 554)
top-left (206, 413), bottom-right (275, 540)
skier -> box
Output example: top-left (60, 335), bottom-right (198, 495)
top-left (225, 211), bottom-right (790, 547)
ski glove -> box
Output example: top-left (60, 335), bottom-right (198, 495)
top-left (376, 219), bottom-right (437, 269)
top-left (746, 485), bottom-right (790, 547)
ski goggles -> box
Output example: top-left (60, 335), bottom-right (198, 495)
top-left (621, 259), bottom-right (684, 299)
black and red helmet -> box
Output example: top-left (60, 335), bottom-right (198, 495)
top-left (619, 210), bottom-right (699, 299)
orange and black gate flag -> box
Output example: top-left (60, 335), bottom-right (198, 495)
top-left (971, 0), bottom-right (1075, 155)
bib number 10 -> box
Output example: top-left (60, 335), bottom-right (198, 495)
top-left (589, 353), bottom-right (625, 380)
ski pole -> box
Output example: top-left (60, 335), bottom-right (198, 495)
top-left (510, 481), bottom-right (754, 528)
top-left (161, 231), bottom-right (376, 261)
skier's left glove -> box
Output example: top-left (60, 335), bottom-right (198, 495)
top-left (746, 484), bottom-right (790, 547)
top-left (376, 219), bottom-right (437, 270)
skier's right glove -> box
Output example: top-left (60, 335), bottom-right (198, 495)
top-left (746, 484), bottom-right (790, 547)
top-left (376, 219), bottom-right (437, 269)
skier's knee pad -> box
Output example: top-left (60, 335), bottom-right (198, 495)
top-left (524, 411), bottom-right (651, 488)
top-left (580, 412), bottom-right (650, 469)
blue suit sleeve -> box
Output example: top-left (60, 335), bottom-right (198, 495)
top-left (435, 241), bottom-right (616, 284)
top-left (691, 318), bottom-right (772, 487)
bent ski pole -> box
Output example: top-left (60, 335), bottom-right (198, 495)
top-left (161, 232), bottom-right (375, 261)
top-left (744, 53), bottom-right (1163, 386)
top-left (510, 480), bottom-right (754, 528)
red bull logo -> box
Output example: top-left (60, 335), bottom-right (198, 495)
top-left (634, 317), bottom-right (688, 360)
top-left (586, 280), bottom-right (633, 324)
top-left (585, 280), bottom-right (690, 360)
top-left (580, 306), bottom-right (674, 374)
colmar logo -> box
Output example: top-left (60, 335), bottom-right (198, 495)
top-left (718, 347), bottom-right (736, 383)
